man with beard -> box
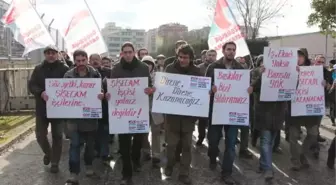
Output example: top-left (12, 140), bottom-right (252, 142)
top-left (195, 49), bottom-right (216, 147)
top-left (164, 40), bottom-right (187, 69)
top-left (105, 42), bottom-right (154, 185)
top-left (89, 53), bottom-right (113, 164)
top-left (65, 50), bottom-right (104, 185)
top-left (162, 44), bottom-right (201, 185)
top-left (206, 41), bottom-right (253, 184)
top-left (28, 45), bottom-right (69, 173)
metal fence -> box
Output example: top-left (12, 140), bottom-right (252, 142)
top-left (0, 60), bottom-right (38, 113)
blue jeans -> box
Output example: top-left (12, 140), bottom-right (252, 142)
top-left (207, 125), bottom-right (238, 174)
top-left (69, 131), bottom-right (96, 174)
top-left (95, 122), bottom-right (110, 157)
top-left (259, 130), bottom-right (277, 171)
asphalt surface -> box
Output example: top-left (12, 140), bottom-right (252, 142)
top-left (0, 118), bottom-right (335, 185)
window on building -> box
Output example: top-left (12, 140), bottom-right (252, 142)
top-left (109, 43), bottom-right (120, 47)
top-left (112, 37), bottom-right (120, 41)
top-left (122, 38), bottom-right (131, 42)
top-left (136, 32), bottom-right (144, 36)
top-left (122, 32), bottom-right (131, 36)
top-left (136, 38), bottom-right (144, 42)
top-left (109, 49), bottom-right (120, 53)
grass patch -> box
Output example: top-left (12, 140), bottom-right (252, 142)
top-left (0, 114), bottom-right (35, 141)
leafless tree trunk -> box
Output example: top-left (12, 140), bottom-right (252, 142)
top-left (207, 0), bottom-right (288, 39)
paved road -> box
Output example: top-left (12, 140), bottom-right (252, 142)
top-left (0, 119), bottom-right (335, 185)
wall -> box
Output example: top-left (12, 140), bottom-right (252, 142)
top-left (268, 32), bottom-right (335, 61)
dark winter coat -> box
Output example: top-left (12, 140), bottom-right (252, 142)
top-left (164, 61), bottom-right (202, 133)
top-left (251, 67), bottom-right (287, 131)
top-left (28, 60), bottom-right (69, 117)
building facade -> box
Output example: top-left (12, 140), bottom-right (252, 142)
top-left (102, 22), bottom-right (146, 59)
top-left (267, 32), bottom-right (336, 62)
top-left (145, 28), bottom-right (158, 54)
top-left (157, 23), bottom-right (188, 45)
top-left (0, 0), bottom-right (25, 58)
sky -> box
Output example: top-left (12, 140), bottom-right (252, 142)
top-left (4, 0), bottom-right (319, 37)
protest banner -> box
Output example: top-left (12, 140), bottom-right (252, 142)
top-left (260, 47), bottom-right (298, 101)
top-left (212, 69), bottom-right (250, 125)
top-left (152, 72), bottom-right (211, 117)
top-left (58, 0), bottom-right (107, 56)
top-left (107, 78), bottom-right (149, 134)
top-left (1, 0), bottom-right (55, 56)
top-left (208, 0), bottom-right (250, 59)
top-left (46, 78), bottom-right (102, 118)
top-left (291, 66), bottom-right (325, 116)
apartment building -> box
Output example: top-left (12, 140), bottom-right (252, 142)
top-left (102, 22), bottom-right (146, 59)
top-left (145, 28), bottom-right (158, 54)
top-left (157, 23), bottom-right (188, 45)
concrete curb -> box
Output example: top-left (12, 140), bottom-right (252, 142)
top-left (0, 123), bottom-right (35, 155)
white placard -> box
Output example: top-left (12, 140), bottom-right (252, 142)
top-left (152, 72), bottom-right (211, 117)
top-left (291, 66), bottom-right (325, 116)
top-left (260, 47), bottom-right (298, 101)
top-left (46, 78), bottom-right (102, 118)
top-left (212, 69), bottom-right (250, 125)
top-left (107, 78), bottom-right (149, 134)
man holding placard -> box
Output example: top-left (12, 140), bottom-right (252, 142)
top-left (64, 50), bottom-right (104, 185)
top-left (206, 41), bottom-right (253, 184)
top-left (104, 42), bottom-right (154, 185)
top-left (161, 44), bottom-right (202, 185)
top-left (28, 45), bottom-right (69, 173)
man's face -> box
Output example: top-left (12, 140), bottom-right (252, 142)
top-left (206, 51), bottom-right (217, 63)
top-left (122, 46), bottom-right (135, 62)
top-left (315, 56), bottom-right (325, 66)
top-left (102, 59), bottom-right (111, 68)
top-left (178, 53), bottom-right (191, 68)
top-left (298, 55), bottom-right (305, 65)
top-left (44, 50), bottom-right (58, 63)
top-left (239, 57), bottom-right (246, 63)
top-left (157, 59), bottom-right (164, 66)
top-left (139, 49), bottom-right (148, 60)
top-left (75, 55), bottom-right (88, 70)
top-left (89, 55), bottom-right (101, 68)
top-left (223, 44), bottom-right (236, 60)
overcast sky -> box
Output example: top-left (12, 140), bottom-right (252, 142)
top-left (4, 0), bottom-right (319, 37)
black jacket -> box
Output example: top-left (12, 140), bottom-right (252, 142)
top-left (28, 60), bottom-right (69, 117)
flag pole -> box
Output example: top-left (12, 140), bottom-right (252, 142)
top-left (83, 0), bottom-right (108, 55)
top-left (224, 0), bottom-right (255, 69)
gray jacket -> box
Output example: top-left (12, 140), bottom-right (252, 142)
top-left (64, 65), bottom-right (101, 133)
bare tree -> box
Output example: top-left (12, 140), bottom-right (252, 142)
top-left (207, 0), bottom-right (288, 39)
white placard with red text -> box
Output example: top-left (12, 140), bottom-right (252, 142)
top-left (57, 0), bottom-right (107, 56)
top-left (260, 47), bottom-right (298, 101)
top-left (291, 66), bottom-right (325, 116)
top-left (208, 0), bottom-right (250, 59)
top-left (1, 0), bottom-right (55, 56)
top-left (46, 78), bottom-right (102, 118)
top-left (152, 72), bottom-right (211, 117)
top-left (107, 78), bottom-right (149, 134)
top-left (212, 69), bottom-right (250, 125)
